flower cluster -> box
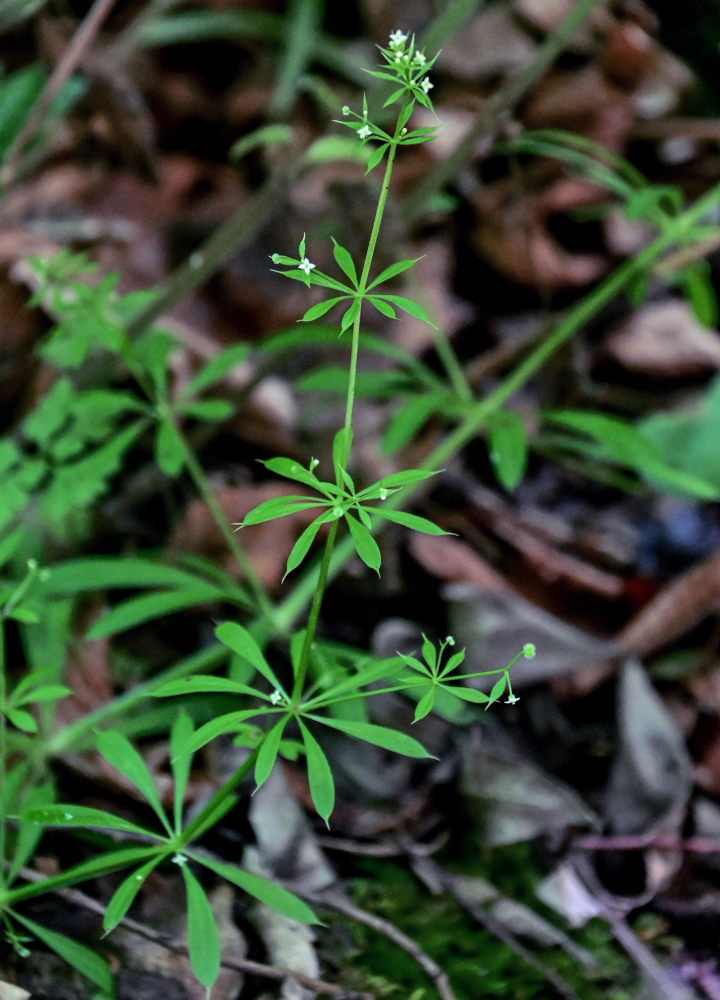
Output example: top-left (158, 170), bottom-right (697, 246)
top-left (375, 29), bottom-right (438, 108)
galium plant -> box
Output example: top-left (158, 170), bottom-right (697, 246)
top-left (8, 33), bottom-right (534, 995)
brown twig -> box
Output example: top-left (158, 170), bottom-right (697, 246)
top-left (406, 849), bottom-right (584, 1000)
top-left (575, 834), bottom-right (720, 854)
top-left (1, 0), bottom-right (121, 188)
top-left (312, 886), bottom-right (457, 1000)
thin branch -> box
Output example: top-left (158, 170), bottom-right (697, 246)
top-left (313, 887), bottom-right (457, 1000)
top-left (1, 0), bottom-right (121, 188)
top-left (575, 834), bottom-right (720, 854)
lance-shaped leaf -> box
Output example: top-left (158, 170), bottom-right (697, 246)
top-left (21, 804), bottom-right (160, 839)
top-left (439, 683), bottom-right (491, 705)
top-left (368, 296), bottom-right (397, 319)
top-left (340, 298), bottom-right (362, 333)
top-left (300, 295), bottom-right (350, 323)
top-left (12, 912), bottom-right (113, 994)
top-left (182, 343), bottom-right (250, 398)
top-left (96, 730), bottom-right (171, 835)
top-left (378, 293), bottom-right (433, 325)
top-left (488, 410), bottom-right (528, 492)
top-left (413, 687), bottom-right (436, 722)
top-left (156, 675), bottom-right (265, 699)
top-left (397, 652), bottom-right (432, 678)
top-left (306, 714), bottom-right (433, 758)
top-left (215, 621), bottom-right (284, 692)
top-left (345, 512), bottom-right (381, 573)
top-left (195, 854), bottom-right (317, 923)
top-left (261, 457), bottom-right (330, 493)
top-left (439, 649), bottom-right (466, 678)
top-left (182, 863), bottom-right (221, 992)
top-left (332, 239), bottom-right (358, 287)
top-left (486, 674), bottom-right (508, 708)
top-left (362, 468), bottom-right (439, 492)
top-left (240, 495), bottom-right (326, 526)
top-left (368, 257), bottom-right (421, 289)
top-left (103, 855), bottom-right (164, 934)
top-left (372, 507), bottom-right (449, 535)
top-left (189, 710), bottom-right (265, 753)
top-left (298, 719), bottom-right (334, 826)
top-left (254, 716), bottom-right (290, 790)
top-left (170, 711), bottom-right (195, 833)
top-left (366, 143), bottom-right (389, 173)
top-left (284, 513), bottom-right (327, 578)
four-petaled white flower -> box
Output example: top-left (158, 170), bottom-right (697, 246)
top-left (358, 124), bottom-right (372, 140)
top-left (299, 257), bottom-right (315, 276)
top-left (421, 77), bottom-right (433, 93)
top-left (389, 30), bottom-right (407, 47)
top-left (505, 694), bottom-right (520, 705)
top-left (270, 689), bottom-right (283, 705)
top-left (414, 51), bottom-right (427, 66)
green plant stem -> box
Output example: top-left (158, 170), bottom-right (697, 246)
top-left (174, 421), bottom-right (276, 625)
top-left (342, 103), bottom-right (408, 456)
top-left (179, 747), bottom-right (258, 845)
top-left (291, 521), bottom-right (338, 702)
top-left (274, 178), bottom-right (720, 633)
top-left (0, 622), bottom-right (6, 879)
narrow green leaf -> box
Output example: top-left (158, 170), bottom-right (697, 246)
top-left (262, 457), bottom-right (329, 493)
top-left (372, 508), bottom-right (449, 535)
top-left (367, 296), bottom-right (397, 319)
top-left (440, 649), bottom-right (466, 677)
top-left (183, 399), bottom-right (234, 422)
top-left (368, 257), bottom-right (421, 289)
top-left (333, 426), bottom-right (352, 475)
top-left (155, 676), bottom-right (264, 699)
top-left (306, 714), bottom-right (433, 758)
top-left (5, 709), bottom-right (37, 733)
top-left (103, 856), bottom-right (163, 934)
top-left (488, 411), bottom-right (528, 491)
top-left (254, 717), bottom-right (289, 790)
top-left (155, 419), bottom-right (186, 477)
top-left (421, 635), bottom-right (436, 672)
top-left (382, 393), bottom-right (444, 455)
top-left (413, 687), bottom-right (436, 722)
top-left (332, 239), bottom-right (358, 287)
top-left (190, 710), bottom-right (264, 753)
top-left (240, 495), bottom-right (324, 525)
top-left (365, 143), bottom-right (389, 173)
top-left (298, 720), bottom-right (334, 826)
top-left (13, 684), bottom-right (70, 707)
top-left (170, 711), bottom-right (194, 833)
top-left (487, 674), bottom-right (507, 707)
top-left (397, 652), bottom-right (432, 678)
top-left (181, 863), bottom-right (221, 993)
top-left (368, 468), bottom-right (439, 490)
top-left (12, 913), bottom-right (113, 993)
top-left (284, 514), bottom-right (325, 578)
top-left (87, 585), bottom-right (223, 640)
top-left (20, 804), bottom-right (159, 838)
top-left (300, 296), bottom-right (348, 322)
top-left (96, 731), bottom-right (171, 834)
top-left (340, 298), bottom-right (361, 333)
top-left (439, 683), bottom-right (490, 705)
top-left (183, 343), bottom-right (250, 397)
top-left (345, 512), bottom-right (381, 574)
top-left (194, 854), bottom-right (317, 923)
top-left (215, 621), bottom-right (284, 691)
top-left (43, 557), bottom-right (216, 594)
top-left (380, 294), bottom-right (433, 325)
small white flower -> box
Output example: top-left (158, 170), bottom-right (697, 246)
top-left (389, 30), bottom-right (407, 47)
top-left (394, 52), bottom-right (404, 63)
top-left (414, 51), bottom-right (427, 66)
top-left (523, 643), bottom-right (536, 659)
top-left (358, 124), bottom-right (372, 140)
top-left (505, 694), bottom-right (520, 705)
top-left (172, 853), bottom-right (188, 865)
top-left (270, 689), bottom-right (283, 705)
top-left (446, 636), bottom-right (455, 646)
top-left (310, 457), bottom-right (319, 471)
top-left (421, 77), bottom-right (433, 93)
top-left (342, 105), bottom-right (350, 115)
top-left (299, 257), bottom-right (315, 276)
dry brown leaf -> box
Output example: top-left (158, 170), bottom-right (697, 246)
top-left (605, 299), bottom-right (720, 377)
top-left (618, 548), bottom-right (720, 657)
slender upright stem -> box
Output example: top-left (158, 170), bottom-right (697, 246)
top-left (179, 747), bottom-right (258, 845)
top-left (291, 520), bottom-right (338, 702)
